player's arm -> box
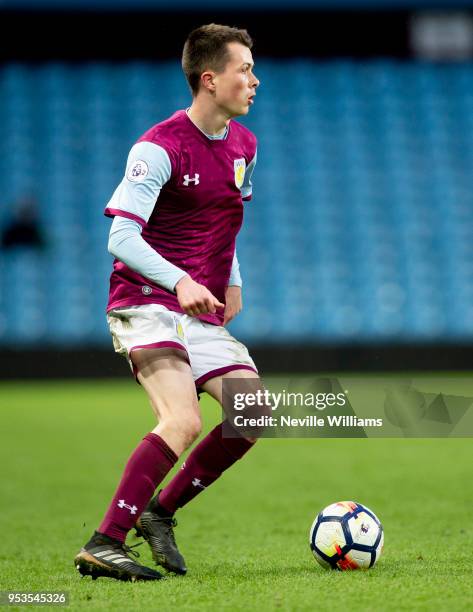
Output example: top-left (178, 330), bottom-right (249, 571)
top-left (108, 216), bottom-right (185, 290)
top-left (222, 149), bottom-right (257, 325)
top-left (241, 149), bottom-right (257, 201)
top-left (106, 141), bottom-right (223, 315)
top-left (228, 250), bottom-right (242, 287)
top-left (224, 251), bottom-right (243, 326)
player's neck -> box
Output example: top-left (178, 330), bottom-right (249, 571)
top-left (187, 102), bottom-right (230, 137)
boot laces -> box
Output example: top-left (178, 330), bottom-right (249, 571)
top-left (121, 541), bottom-right (144, 559)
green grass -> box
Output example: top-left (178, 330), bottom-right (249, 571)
top-left (1, 378), bottom-right (473, 611)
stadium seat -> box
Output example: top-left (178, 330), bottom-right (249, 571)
top-left (1, 60), bottom-right (473, 344)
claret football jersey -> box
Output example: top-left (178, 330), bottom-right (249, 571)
top-left (104, 110), bottom-right (257, 325)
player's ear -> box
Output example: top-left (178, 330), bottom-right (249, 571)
top-left (201, 71), bottom-right (216, 93)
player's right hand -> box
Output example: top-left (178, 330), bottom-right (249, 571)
top-left (175, 275), bottom-right (225, 316)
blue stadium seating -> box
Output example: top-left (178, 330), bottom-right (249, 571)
top-left (1, 59), bottom-right (473, 345)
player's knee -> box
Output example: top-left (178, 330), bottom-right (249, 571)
top-left (162, 412), bottom-right (202, 449)
top-left (170, 420), bottom-right (201, 450)
top-left (181, 413), bottom-right (202, 447)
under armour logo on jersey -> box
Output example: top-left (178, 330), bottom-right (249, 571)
top-left (192, 478), bottom-right (206, 489)
top-left (117, 499), bottom-right (138, 514)
top-left (183, 173), bottom-right (200, 186)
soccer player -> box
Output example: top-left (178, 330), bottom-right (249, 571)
top-left (74, 23), bottom-right (261, 582)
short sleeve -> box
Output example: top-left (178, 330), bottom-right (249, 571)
top-left (241, 149), bottom-right (257, 201)
top-left (104, 141), bottom-right (172, 227)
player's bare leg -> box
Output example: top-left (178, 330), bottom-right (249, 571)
top-left (133, 348), bottom-right (202, 456)
top-left (75, 348), bottom-right (200, 581)
top-left (202, 368), bottom-right (262, 443)
top-left (129, 347), bottom-right (200, 575)
top-left (140, 369), bottom-right (262, 574)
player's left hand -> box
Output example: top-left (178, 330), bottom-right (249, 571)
top-left (223, 286), bottom-right (242, 326)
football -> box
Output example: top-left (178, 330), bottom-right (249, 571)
top-left (309, 501), bottom-right (384, 570)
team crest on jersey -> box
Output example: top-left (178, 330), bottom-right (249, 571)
top-left (127, 160), bottom-right (149, 182)
top-left (234, 158), bottom-right (246, 189)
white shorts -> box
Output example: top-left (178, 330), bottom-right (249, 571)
top-left (107, 304), bottom-right (257, 386)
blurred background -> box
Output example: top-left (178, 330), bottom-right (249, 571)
top-left (1, 0), bottom-right (473, 378)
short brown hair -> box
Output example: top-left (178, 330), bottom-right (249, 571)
top-left (182, 24), bottom-right (253, 95)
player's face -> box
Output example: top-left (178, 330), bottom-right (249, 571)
top-left (214, 42), bottom-right (259, 117)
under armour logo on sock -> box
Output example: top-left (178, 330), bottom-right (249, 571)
top-left (192, 478), bottom-right (206, 489)
top-left (117, 499), bottom-right (138, 514)
top-left (183, 173), bottom-right (200, 186)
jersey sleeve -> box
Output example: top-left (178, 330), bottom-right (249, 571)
top-left (228, 250), bottom-right (242, 287)
top-left (108, 216), bottom-right (187, 293)
top-left (104, 141), bottom-right (172, 227)
top-left (241, 149), bottom-right (257, 201)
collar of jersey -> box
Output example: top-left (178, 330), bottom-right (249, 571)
top-left (183, 109), bottom-right (230, 143)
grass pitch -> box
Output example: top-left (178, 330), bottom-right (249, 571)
top-left (1, 378), bottom-right (473, 611)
